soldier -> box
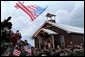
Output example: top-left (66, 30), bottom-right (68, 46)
top-left (15, 30), bottom-right (22, 39)
top-left (1, 16), bottom-right (12, 30)
top-left (1, 16), bottom-right (13, 56)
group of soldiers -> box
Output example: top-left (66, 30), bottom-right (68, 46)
top-left (31, 44), bottom-right (84, 56)
top-left (1, 17), bottom-right (22, 56)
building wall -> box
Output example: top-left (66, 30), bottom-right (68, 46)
top-left (43, 23), bottom-right (72, 47)
top-left (34, 37), bottom-right (39, 48)
top-left (42, 23), bottom-right (84, 47)
top-left (70, 34), bottom-right (84, 45)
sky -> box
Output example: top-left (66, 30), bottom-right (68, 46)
top-left (1, 1), bottom-right (84, 46)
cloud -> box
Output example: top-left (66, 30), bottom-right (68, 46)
top-left (56, 10), bottom-right (70, 24)
top-left (55, 1), bottom-right (84, 28)
top-left (68, 1), bottom-right (84, 28)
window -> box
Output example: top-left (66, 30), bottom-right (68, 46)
top-left (60, 35), bottom-right (65, 46)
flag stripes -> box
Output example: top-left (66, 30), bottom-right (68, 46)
top-left (13, 49), bottom-right (21, 56)
top-left (15, 2), bottom-right (36, 21)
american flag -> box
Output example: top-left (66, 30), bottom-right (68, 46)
top-left (15, 1), bottom-right (47, 21)
top-left (13, 49), bottom-right (21, 56)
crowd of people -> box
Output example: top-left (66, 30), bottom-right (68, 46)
top-left (1, 17), bottom-right (84, 56)
top-left (31, 43), bottom-right (84, 56)
top-left (1, 16), bottom-right (32, 56)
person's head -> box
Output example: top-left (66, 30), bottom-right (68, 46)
top-left (70, 41), bottom-right (73, 44)
top-left (25, 40), bottom-right (27, 42)
top-left (16, 30), bottom-right (19, 32)
top-left (57, 45), bottom-right (61, 49)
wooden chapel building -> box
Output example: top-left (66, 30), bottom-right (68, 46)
top-left (32, 13), bottom-right (84, 49)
